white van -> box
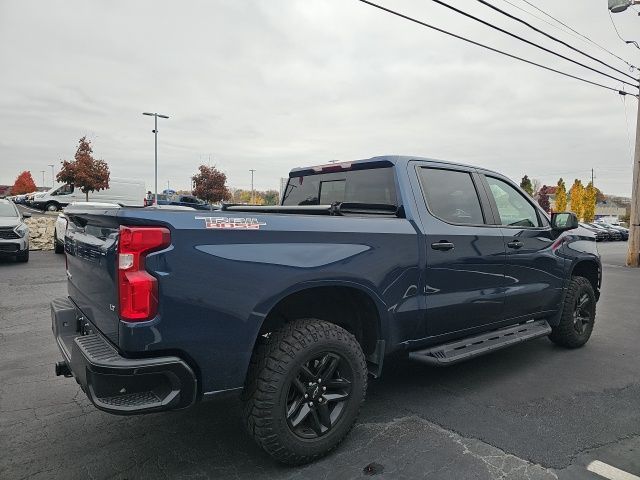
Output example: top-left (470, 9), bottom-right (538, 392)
top-left (31, 178), bottom-right (146, 211)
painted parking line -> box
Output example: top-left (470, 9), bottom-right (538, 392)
top-left (587, 461), bottom-right (640, 480)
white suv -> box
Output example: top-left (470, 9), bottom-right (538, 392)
top-left (0, 199), bottom-right (30, 262)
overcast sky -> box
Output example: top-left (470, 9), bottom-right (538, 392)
top-left (0, 0), bottom-right (638, 196)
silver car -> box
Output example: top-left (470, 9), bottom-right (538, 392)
top-left (0, 199), bottom-right (30, 262)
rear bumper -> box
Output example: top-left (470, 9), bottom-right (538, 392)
top-left (51, 297), bottom-right (197, 415)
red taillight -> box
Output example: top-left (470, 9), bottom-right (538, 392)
top-left (117, 226), bottom-right (170, 321)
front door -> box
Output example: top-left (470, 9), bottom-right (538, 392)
top-left (414, 165), bottom-right (507, 337)
top-left (480, 175), bottom-right (566, 321)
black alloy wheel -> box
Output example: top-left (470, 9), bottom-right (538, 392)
top-left (285, 352), bottom-right (353, 439)
top-left (573, 292), bottom-right (593, 335)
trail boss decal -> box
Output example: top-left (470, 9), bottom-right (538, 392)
top-left (195, 216), bottom-right (267, 230)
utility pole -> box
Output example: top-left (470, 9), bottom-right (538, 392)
top-left (607, 1), bottom-right (640, 266)
top-left (142, 112), bottom-right (170, 205)
top-left (627, 96), bottom-right (640, 267)
top-left (250, 169), bottom-right (256, 204)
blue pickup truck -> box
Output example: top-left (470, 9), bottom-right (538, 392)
top-left (51, 156), bottom-right (600, 464)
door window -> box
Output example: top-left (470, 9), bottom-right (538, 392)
top-left (53, 184), bottom-right (74, 196)
top-left (485, 177), bottom-right (540, 228)
top-left (418, 168), bottom-right (485, 225)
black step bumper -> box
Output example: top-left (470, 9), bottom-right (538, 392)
top-left (51, 297), bottom-right (197, 415)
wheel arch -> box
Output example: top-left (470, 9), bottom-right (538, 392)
top-left (252, 281), bottom-right (389, 362)
top-left (570, 258), bottom-right (600, 298)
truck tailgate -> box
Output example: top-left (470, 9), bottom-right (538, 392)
top-left (65, 213), bottom-right (120, 343)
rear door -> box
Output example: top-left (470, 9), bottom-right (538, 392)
top-left (479, 174), bottom-right (565, 321)
top-left (412, 164), bottom-right (507, 337)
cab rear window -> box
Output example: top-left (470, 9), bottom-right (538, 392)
top-left (282, 167), bottom-right (397, 206)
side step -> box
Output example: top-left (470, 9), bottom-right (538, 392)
top-left (409, 319), bottom-right (551, 366)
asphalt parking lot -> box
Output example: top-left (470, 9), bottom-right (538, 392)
top-left (1, 242), bottom-right (639, 480)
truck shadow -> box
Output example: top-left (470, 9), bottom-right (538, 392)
top-left (89, 337), bottom-right (578, 479)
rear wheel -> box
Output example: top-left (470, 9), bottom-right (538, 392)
top-left (243, 319), bottom-right (367, 465)
top-left (549, 276), bottom-right (595, 348)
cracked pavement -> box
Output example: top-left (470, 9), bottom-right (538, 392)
top-left (1, 242), bottom-right (639, 479)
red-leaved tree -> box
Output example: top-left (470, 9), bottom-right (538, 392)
top-left (57, 137), bottom-right (110, 201)
top-left (537, 186), bottom-right (551, 213)
top-left (192, 165), bottom-right (230, 205)
top-left (11, 171), bottom-right (38, 195)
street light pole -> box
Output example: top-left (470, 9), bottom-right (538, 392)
top-left (142, 112), bottom-right (169, 205)
top-left (48, 164), bottom-right (55, 187)
top-left (40, 170), bottom-right (45, 188)
top-left (250, 169), bottom-right (256, 204)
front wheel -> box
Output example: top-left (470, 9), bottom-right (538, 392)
top-left (243, 319), bottom-right (367, 465)
top-left (549, 276), bottom-right (595, 348)
top-left (45, 202), bottom-right (59, 212)
top-left (16, 249), bottom-right (29, 263)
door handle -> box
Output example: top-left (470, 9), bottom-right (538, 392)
top-left (431, 241), bottom-right (455, 251)
top-left (507, 240), bottom-right (523, 249)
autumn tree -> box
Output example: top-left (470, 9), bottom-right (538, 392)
top-left (520, 175), bottom-right (534, 196)
top-left (262, 190), bottom-right (279, 206)
top-left (555, 178), bottom-right (568, 212)
top-left (537, 185), bottom-right (551, 213)
top-left (11, 171), bottom-right (37, 195)
top-left (569, 179), bottom-right (585, 220)
top-left (192, 165), bottom-right (230, 205)
top-left (583, 182), bottom-right (597, 222)
top-left (57, 137), bottom-right (110, 201)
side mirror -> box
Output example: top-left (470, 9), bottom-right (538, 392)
top-left (22, 212), bottom-right (31, 219)
top-left (551, 212), bottom-right (579, 232)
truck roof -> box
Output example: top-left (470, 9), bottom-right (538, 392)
top-left (289, 155), bottom-right (503, 178)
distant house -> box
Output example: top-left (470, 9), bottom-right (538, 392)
top-left (595, 201), bottom-right (626, 220)
top-left (0, 185), bottom-right (11, 198)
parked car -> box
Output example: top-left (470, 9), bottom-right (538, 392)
top-left (54, 202), bottom-right (127, 254)
top-left (0, 199), bottom-right (30, 262)
top-left (595, 221), bottom-right (629, 241)
top-left (54, 213), bottom-right (67, 254)
top-left (144, 193), bottom-right (171, 207)
top-left (579, 223), bottom-right (608, 242)
top-left (52, 156), bottom-right (600, 464)
top-left (589, 222), bottom-right (622, 241)
top-left (31, 178), bottom-right (146, 212)
top-left (169, 194), bottom-right (212, 210)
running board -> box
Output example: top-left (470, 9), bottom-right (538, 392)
top-left (409, 319), bottom-right (551, 366)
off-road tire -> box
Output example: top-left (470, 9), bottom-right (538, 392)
top-left (242, 318), bottom-right (367, 465)
top-left (549, 276), bottom-right (595, 348)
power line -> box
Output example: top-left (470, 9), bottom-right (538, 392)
top-left (514, 0), bottom-right (637, 70)
top-left (608, 10), bottom-right (640, 50)
top-left (356, 0), bottom-right (633, 94)
top-left (474, 0), bottom-right (637, 82)
top-left (428, 0), bottom-right (638, 89)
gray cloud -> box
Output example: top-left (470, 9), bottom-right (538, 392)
top-left (0, 0), bottom-right (638, 195)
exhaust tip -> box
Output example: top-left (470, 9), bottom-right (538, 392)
top-left (55, 361), bottom-right (72, 377)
